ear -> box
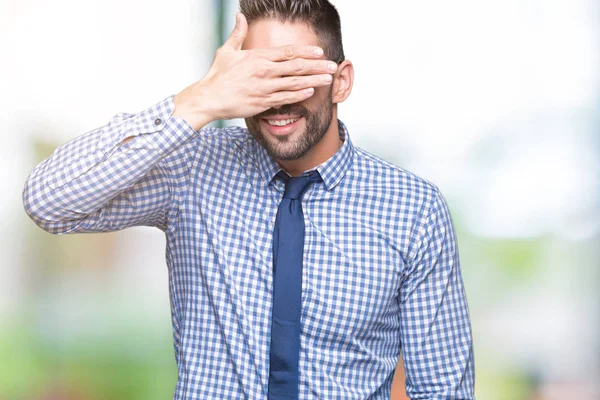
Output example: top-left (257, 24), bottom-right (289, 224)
top-left (332, 60), bottom-right (354, 104)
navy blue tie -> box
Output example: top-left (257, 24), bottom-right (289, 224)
top-left (268, 169), bottom-right (323, 399)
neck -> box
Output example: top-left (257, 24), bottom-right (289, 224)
top-left (277, 110), bottom-right (343, 177)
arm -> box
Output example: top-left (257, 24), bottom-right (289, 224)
top-left (23, 13), bottom-right (337, 234)
top-left (399, 189), bottom-right (475, 399)
top-left (22, 95), bottom-right (198, 234)
top-left (391, 356), bottom-right (410, 400)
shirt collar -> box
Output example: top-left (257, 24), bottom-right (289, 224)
top-left (255, 119), bottom-right (354, 191)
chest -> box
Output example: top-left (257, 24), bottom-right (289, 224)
top-left (172, 164), bottom-right (405, 336)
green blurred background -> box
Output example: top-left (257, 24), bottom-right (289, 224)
top-left (2, 0), bottom-right (599, 399)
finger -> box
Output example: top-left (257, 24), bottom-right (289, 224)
top-left (222, 13), bottom-right (248, 51)
top-left (269, 59), bottom-right (338, 77)
top-left (257, 45), bottom-right (325, 62)
top-left (267, 88), bottom-right (315, 107)
top-left (267, 74), bottom-right (333, 93)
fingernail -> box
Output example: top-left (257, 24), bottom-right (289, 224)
top-left (323, 75), bottom-right (333, 82)
top-left (314, 47), bottom-right (324, 56)
top-left (305, 88), bottom-right (315, 95)
top-left (328, 63), bottom-right (337, 71)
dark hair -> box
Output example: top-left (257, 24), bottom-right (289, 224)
top-left (239, 0), bottom-right (345, 64)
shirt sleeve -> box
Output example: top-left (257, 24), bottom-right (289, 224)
top-left (22, 95), bottom-right (198, 234)
top-left (398, 189), bottom-right (475, 399)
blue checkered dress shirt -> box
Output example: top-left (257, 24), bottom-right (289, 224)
top-left (23, 95), bottom-right (475, 399)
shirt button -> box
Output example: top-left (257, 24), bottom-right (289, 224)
top-left (154, 118), bottom-right (162, 126)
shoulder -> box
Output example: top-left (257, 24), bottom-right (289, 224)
top-left (158, 125), bottom-right (254, 173)
top-left (204, 125), bottom-right (253, 142)
top-left (351, 146), bottom-right (457, 262)
top-left (351, 145), bottom-right (441, 207)
top-left (176, 124), bottom-right (255, 155)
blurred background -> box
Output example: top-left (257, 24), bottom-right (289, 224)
top-left (2, 0), bottom-right (599, 399)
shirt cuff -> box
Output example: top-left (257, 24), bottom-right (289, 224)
top-left (119, 94), bottom-right (199, 155)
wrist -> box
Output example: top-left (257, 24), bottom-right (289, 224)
top-left (173, 87), bottom-right (215, 131)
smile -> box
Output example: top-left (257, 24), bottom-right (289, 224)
top-left (261, 116), bottom-right (304, 136)
top-left (266, 117), bottom-right (300, 127)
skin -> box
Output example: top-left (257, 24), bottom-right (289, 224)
top-left (168, 13), bottom-right (354, 177)
top-left (242, 18), bottom-right (354, 176)
top-left (171, 13), bottom-right (337, 130)
top-left (165, 13), bottom-right (408, 399)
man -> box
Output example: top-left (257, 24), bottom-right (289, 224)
top-left (22, 0), bottom-right (475, 398)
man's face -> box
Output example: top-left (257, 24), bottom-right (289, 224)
top-left (243, 19), bottom-right (334, 161)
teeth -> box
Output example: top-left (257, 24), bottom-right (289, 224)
top-left (267, 118), bottom-right (300, 127)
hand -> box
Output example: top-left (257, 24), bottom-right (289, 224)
top-left (173, 13), bottom-right (338, 130)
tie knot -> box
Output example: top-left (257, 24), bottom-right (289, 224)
top-left (276, 170), bottom-right (323, 200)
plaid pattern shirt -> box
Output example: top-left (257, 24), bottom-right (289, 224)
top-left (23, 95), bottom-right (475, 399)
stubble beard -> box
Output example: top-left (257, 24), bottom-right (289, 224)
top-left (245, 93), bottom-right (334, 161)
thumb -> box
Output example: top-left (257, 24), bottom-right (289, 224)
top-left (223, 13), bottom-right (248, 51)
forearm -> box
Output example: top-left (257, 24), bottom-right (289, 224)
top-left (22, 95), bottom-right (197, 234)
